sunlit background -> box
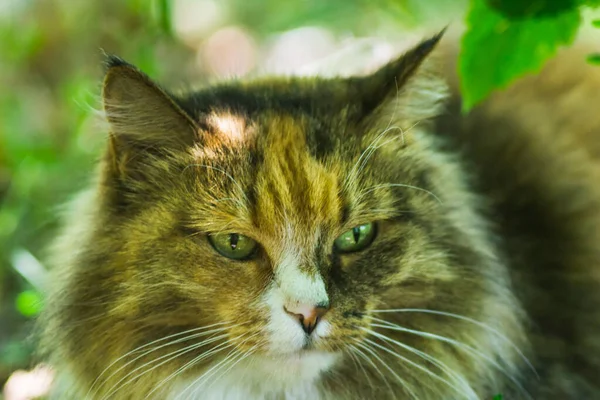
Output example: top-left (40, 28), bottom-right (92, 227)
top-left (0, 0), bottom-right (518, 398)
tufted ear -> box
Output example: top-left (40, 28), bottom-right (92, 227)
top-left (102, 56), bottom-right (199, 176)
top-left (352, 29), bottom-right (448, 124)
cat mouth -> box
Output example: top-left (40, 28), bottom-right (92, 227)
top-left (265, 349), bottom-right (333, 364)
top-left (301, 337), bottom-right (316, 350)
top-left (247, 349), bottom-right (339, 381)
top-left (263, 337), bottom-right (329, 358)
top-left (269, 345), bottom-right (320, 357)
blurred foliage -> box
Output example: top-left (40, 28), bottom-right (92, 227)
top-left (589, 53), bottom-right (600, 64)
top-left (226, 0), bottom-right (461, 34)
top-left (0, 0), bottom-right (598, 392)
top-left (460, 0), bottom-right (581, 110)
top-left (0, 0), bottom-right (193, 386)
top-left (460, 0), bottom-right (600, 110)
top-left (14, 291), bottom-right (42, 319)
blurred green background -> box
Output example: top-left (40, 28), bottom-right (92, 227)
top-left (1, 0), bottom-right (598, 398)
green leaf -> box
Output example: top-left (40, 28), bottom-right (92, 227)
top-left (15, 290), bottom-right (43, 317)
top-left (485, 0), bottom-right (578, 19)
top-left (593, 19), bottom-right (600, 28)
top-left (460, 0), bottom-right (581, 111)
top-left (588, 53), bottom-right (600, 64)
top-left (493, 395), bottom-right (503, 400)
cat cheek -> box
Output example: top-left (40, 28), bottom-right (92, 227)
top-left (313, 318), bottom-right (333, 338)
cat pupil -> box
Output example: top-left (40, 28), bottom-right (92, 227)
top-left (230, 233), bottom-right (239, 250)
top-left (352, 227), bottom-right (361, 243)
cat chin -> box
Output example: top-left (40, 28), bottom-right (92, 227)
top-left (171, 351), bottom-right (338, 399)
top-left (251, 350), bottom-right (339, 378)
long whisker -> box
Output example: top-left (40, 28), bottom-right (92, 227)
top-left (350, 342), bottom-right (394, 396)
top-left (371, 318), bottom-right (532, 400)
top-left (371, 308), bottom-right (537, 378)
top-left (354, 121), bottom-right (420, 180)
top-left (144, 332), bottom-right (250, 399)
top-left (180, 350), bottom-right (241, 400)
top-left (346, 346), bottom-right (374, 392)
top-left (343, 76), bottom-right (403, 193)
top-left (352, 126), bottom-right (406, 181)
top-left (364, 325), bottom-right (476, 397)
top-left (198, 344), bottom-right (259, 396)
top-left (362, 335), bottom-right (456, 398)
top-left (357, 183), bottom-right (442, 205)
top-left (101, 333), bottom-right (229, 399)
top-left (379, 334), bottom-right (475, 399)
top-left (183, 349), bottom-right (252, 400)
top-left (354, 341), bottom-right (418, 400)
top-left (91, 324), bottom-right (236, 399)
top-left (363, 328), bottom-right (477, 399)
top-left (143, 342), bottom-right (232, 398)
top-left (175, 331), bottom-right (260, 400)
top-left (380, 336), bottom-right (476, 400)
top-left (344, 125), bottom-right (395, 191)
top-left (86, 321), bottom-right (230, 399)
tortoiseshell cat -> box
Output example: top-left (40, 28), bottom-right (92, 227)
top-left (38, 30), bottom-right (600, 399)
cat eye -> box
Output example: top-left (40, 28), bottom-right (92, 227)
top-left (334, 223), bottom-right (377, 253)
top-left (208, 233), bottom-right (257, 260)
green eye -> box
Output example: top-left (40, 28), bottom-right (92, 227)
top-left (208, 233), bottom-right (257, 260)
top-left (334, 223), bottom-right (377, 253)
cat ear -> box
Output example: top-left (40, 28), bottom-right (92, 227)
top-left (353, 29), bottom-right (448, 123)
top-left (102, 56), bottom-right (199, 166)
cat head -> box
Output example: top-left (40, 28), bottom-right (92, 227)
top-left (43, 31), bottom-right (525, 398)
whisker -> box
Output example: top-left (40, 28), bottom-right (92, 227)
top-left (144, 338), bottom-right (242, 399)
top-left (363, 329), bottom-right (473, 399)
top-left (86, 321), bottom-right (230, 399)
top-left (175, 331), bottom-right (260, 400)
top-left (183, 349), bottom-right (249, 400)
top-left (92, 325), bottom-right (237, 397)
top-left (344, 112), bottom-right (421, 196)
top-left (362, 335), bottom-right (455, 398)
top-left (350, 75), bottom-right (403, 189)
top-left (352, 126), bottom-right (405, 181)
top-left (198, 345), bottom-right (259, 396)
top-left (357, 183), bottom-right (442, 205)
top-left (371, 318), bottom-right (532, 400)
top-left (350, 343), bottom-right (394, 396)
top-left (370, 308), bottom-right (537, 378)
top-left (370, 330), bottom-right (476, 399)
top-left (346, 346), bottom-right (374, 392)
top-left (344, 125), bottom-right (394, 191)
top-left (180, 350), bottom-right (241, 400)
top-left (100, 333), bottom-right (229, 399)
top-left (354, 341), bottom-right (418, 399)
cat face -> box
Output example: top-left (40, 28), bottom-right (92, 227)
top-left (43, 33), bottom-right (527, 399)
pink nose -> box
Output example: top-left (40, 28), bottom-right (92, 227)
top-left (284, 303), bottom-right (330, 335)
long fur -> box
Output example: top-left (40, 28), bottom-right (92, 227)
top-left (36, 32), bottom-right (600, 399)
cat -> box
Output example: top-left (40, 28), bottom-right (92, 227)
top-left (36, 29), bottom-right (600, 399)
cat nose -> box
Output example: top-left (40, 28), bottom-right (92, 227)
top-left (284, 302), bottom-right (330, 335)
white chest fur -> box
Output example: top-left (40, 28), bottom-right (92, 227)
top-left (169, 352), bottom-right (338, 400)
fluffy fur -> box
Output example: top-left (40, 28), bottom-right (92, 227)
top-left (37, 31), bottom-right (600, 399)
